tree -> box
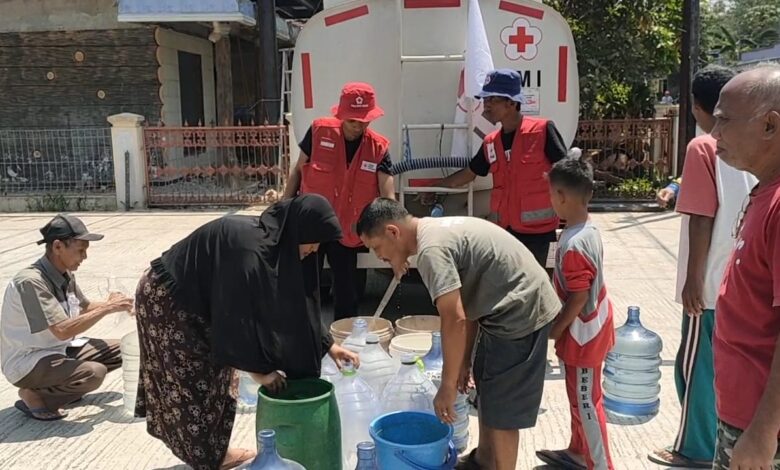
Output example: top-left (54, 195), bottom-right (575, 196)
top-left (700, 0), bottom-right (728, 63)
top-left (710, 25), bottom-right (778, 63)
top-left (730, 0), bottom-right (780, 44)
top-left (548, 0), bottom-right (683, 119)
top-left (701, 0), bottom-right (780, 64)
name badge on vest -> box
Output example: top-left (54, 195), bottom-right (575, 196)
top-left (360, 161), bottom-right (378, 173)
top-left (487, 142), bottom-right (497, 164)
top-left (319, 139), bottom-right (336, 149)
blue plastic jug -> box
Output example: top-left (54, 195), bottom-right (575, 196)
top-left (248, 429), bottom-right (306, 469)
top-left (355, 441), bottom-right (379, 469)
top-left (421, 332), bottom-right (443, 372)
top-left (603, 306), bottom-right (663, 417)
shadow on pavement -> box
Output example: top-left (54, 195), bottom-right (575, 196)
top-left (0, 390), bottom-right (140, 443)
top-left (608, 212), bottom-right (680, 232)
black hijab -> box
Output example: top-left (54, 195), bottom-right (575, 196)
top-left (153, 194), bottom-right (342, 378)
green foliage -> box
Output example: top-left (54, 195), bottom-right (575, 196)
top-left (542, 0), bottom-right (780, 117)
top-left (548, 0), bottom-right (683, 119)
top-left (25, 193), bottom-right (87, 212)
top-left (608, 177), bottom-right (660, 200)
top-left (703, 0), bottom-right (780, 64)
top-left (731, 0), bottom-right (780, 42)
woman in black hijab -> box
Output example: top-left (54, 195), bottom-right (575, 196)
top-left (133, 194), bottom-right (357, 470)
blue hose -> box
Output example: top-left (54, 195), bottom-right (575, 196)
top-left (391, 157), bottom-right (471, 175)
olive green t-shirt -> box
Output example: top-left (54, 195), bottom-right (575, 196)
top-left (416, 217), bottom-right (560, 339)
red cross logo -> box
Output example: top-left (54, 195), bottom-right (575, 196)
top-left (501, 18), bottom-right (542, 61)
top-left (509, 27), bottom-right (535, 53)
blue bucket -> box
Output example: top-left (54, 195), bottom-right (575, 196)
top-left (369, 411), bottom-right (458, 470)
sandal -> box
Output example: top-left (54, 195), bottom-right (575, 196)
top-left (536, 449), bottom-right (587, 470)
top-left (219, 448), bottom-right (256, 470)
top-left (647, 447), bottom-right (711, 468)
top-left (455, 449), bottom-right (482, 470)
top-left (14, 400), bottom-right (68, 421)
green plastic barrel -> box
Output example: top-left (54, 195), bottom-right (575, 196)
top-left (256, 378), bottom-right (341, 470)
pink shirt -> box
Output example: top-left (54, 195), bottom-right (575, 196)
top-left (676, 135), bottom-right (718, 218)
top-left (674, 134), bottom-right (756, 309)
top-left (715, 176), bottom-right (780, 432)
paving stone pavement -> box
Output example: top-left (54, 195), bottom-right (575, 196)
top-left (0, 210), bottom-right (700, 469)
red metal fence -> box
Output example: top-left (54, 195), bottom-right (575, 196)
top-left (143, 124), bottom-right (287, 206)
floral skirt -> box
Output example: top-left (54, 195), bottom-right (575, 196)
top-left (134, 269), bottom-right (237, 470)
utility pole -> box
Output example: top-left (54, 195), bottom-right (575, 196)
top-left (256, 0), bottom-right (281, 124)
top-left (677, 0), bottom-right (700, 175)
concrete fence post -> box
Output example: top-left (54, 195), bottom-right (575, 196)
top-left (107, 113), bottom-right (146, 210)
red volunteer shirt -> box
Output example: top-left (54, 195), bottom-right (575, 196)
top-left (715, 176), bottom-right (780, 432)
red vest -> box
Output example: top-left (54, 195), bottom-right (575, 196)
top-left (483, 117), bottom-right (559, 234)
top-left (300, 117), bottom-right (389, 247)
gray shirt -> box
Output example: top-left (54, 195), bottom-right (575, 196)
top-left (416, 217), bottom-right (561, 339)
top-left (0, 257), bottom-right (89, 384)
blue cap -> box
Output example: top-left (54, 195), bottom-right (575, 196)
top-left (475, 69), bottom-right (525, 103)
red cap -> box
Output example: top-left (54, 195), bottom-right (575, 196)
top-left (331, 82), bottom-right (385, 122)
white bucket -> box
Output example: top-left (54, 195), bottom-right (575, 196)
top-left (330, 316), bottom-right (394, 351)
top-left (120, 331), bottom-right (140, 415)
top-left (388, 333), bottom-right (433, 360)
top-left (394, 315), bottom-right (440, 336)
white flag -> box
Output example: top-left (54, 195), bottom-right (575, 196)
top-left (451, 0), bottom-right (497, 158)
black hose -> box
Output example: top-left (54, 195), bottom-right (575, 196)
top-left (391, 157), bottom-right (471, 175)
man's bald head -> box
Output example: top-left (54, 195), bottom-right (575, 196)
top-left (724, 64), bottom-right (780, 114)
top-left (712, 64), bottom-right (780, 181)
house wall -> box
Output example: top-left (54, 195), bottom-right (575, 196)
top-left (0, 27), bottom-right (161, 128)
top-left (740, 43), bottom-right (780, 65)
top-left (155, 28), bottom-right (218, 168)
top-left (232, 36), bottom-right (260, 123)
top-left (155, 28), bottom-right (217, 127)
top-left (0, 0), bottom-right (129, 32)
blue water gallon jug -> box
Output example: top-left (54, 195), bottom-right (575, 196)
top-left (603, 306), bottom-right (663, 417)
top-left (248, 429), bottom-right (306, 469)
top-left (430, 204), bottom-right (445, 218)
top-left (422, 332), bottom-right (470, 453)
top-left (355, 441), bottom-right (379, 469)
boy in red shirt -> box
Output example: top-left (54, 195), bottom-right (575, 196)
top-left (537, 158), bottom-right (615, 470)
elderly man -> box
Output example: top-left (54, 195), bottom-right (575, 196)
top-left (284, 82), bottom-right (395, 321)
top-left (356, 198), bottom-right (560, 470)
top-left (708, 65), bottom-right (780, 469)
top-left (1, 215), bottom-right (132, 421)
